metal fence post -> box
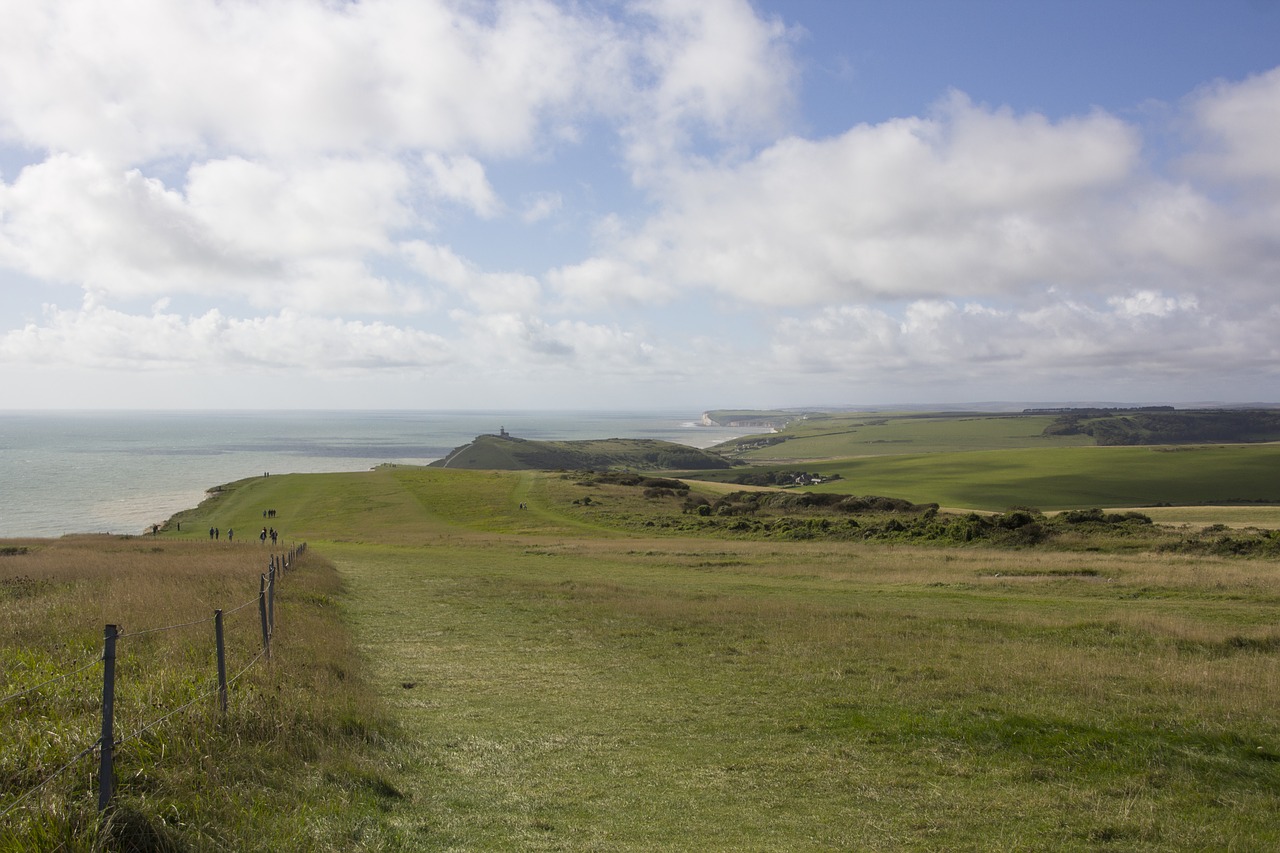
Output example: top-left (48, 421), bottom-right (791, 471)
top-left (98, 624), bottom-right (118, 811)
top-left (214, 609), bottom-right (228, 715)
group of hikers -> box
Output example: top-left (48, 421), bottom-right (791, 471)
top-left (207, 523), bottom-right (279, 544)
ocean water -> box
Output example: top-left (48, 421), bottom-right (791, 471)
top-left (0, 411), bottom-right (745, 538)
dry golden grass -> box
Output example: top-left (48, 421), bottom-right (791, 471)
top-left (1, 535), bottom-right (404, 851)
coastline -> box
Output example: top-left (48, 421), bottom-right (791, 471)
top-left (0, 411), bottom-right (747, 538)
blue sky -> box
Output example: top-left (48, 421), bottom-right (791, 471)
top-left (1, 0), bottom-right (1278, 410)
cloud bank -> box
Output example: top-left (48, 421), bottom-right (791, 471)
top-left (1, 0), bottom-right (1277, 408)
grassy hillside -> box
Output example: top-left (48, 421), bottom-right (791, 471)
top-left (166, 470), bottom-right (1280, 846)
top-left (6, 432), bottom-right (1280, 849)
top-left (429, 433), bottom-right (731, 471)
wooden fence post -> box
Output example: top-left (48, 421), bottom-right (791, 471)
top-left (98, 624), bottom-right (118, 811)
top-left (267, 564), bottom-right (275, 634)
top-left (214, 609), bottom-right (228, 715)
top-left (259, 575), bottom-right (271, 661)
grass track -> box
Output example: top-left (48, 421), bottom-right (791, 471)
top-left (325, 531), bottom-right (1280, 850)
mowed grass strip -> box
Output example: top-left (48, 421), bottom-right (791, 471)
top-left (328, 535), bottom-right (1280, 851)
top-left (205, 468), bottom-right (1278, 850)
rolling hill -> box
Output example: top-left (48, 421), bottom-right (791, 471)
top-left (428, 433), bottom-right (733, 471)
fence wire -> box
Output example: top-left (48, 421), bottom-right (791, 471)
top-left (118, 613), bottom-right (217, 639)
top-left (0, 654), bottom-right (101, 708)
top-left (226, 648), bottom-right (267, 688)
top-left (2, 545), bottom-right (305, 823)
top-left (0, 738), bottom-right (100, 822)
top-left (114, 679), bottom-right (223, 750)
top-left (222, 593), bottom-right (262, 617)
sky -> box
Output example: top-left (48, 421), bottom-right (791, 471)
top-left (1, 0), bottom-right (1278, 411)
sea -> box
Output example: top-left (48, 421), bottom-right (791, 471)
top-left (0, 410), bottom-right (747, 539)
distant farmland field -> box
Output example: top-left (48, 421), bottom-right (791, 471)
top-left (786, 444), bottom-right (1280, 510)
top-left (720, 412), bottom-right (1094, 461)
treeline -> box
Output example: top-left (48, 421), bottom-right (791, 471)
top-left (1043, 408), bottom-right (1280, 445)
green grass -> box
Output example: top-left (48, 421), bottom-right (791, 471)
top-left (321, 532), bottom-right (1280, 850)
top-left (187, 469), bottom-right (1280, 848)
top-left (703, 444), bottom-right (1280, 511)
top-left (720, 411), bottom-right (1093, 460)
top-left (6, 463), bottom-right (1280, 850)
top-left (0, 537), bottom-right (404, 851)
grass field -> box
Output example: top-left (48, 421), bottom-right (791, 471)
top-left (691, 444), bottom-right (1280, 512)
top-left (718, 412), bottom-right (1094, 460)
top-left (0, 537), bottom-right (400, 851)
top-left (5, 460), bottom-right (1280, 850)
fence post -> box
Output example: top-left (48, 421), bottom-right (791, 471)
top-left (98, 624), bottom-right (118, 812)
top-left (214, 610), bottom-right (228, 715)
top-left (267, 563), bottom-right (276, 634)
top-left (259, 575), bottom-right (271, 662)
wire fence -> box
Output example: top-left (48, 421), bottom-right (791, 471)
top-left (0, 543), bottom-right (307, 822)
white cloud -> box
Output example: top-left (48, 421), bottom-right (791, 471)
top-left (1187, 66), bottom-right (1280, 185)
top-left (0, 299), bottom-right (453, 371)
top-left (0, 0), bottom-right (623, 163)
top-left (420, 153), bottom-right (501, 218)
top-left (0, 153), bottom-right (255, 297)
top-left (1, 0), bottom-right (1277, 409)
top-left (770, 291), bottom-right (1279, 389)
top-left (521, 192), bottom-right (563, 223)
top-left (585, 94), bottom-right (1151, 306)
top-left (546, 255), bottom-right (676, 309)
top-left (0, 153), bottom-right (427, 313)
top-left (450, 310), bottom-right (670, 377)
top-left (402, 241), bottom-right (541, 314)
top-left (623, 0), bottom-right (798, 174)
top-left (1107, 290), bottom-right (1198, 319)
top-left (185, 156), bottom-right (410, 258)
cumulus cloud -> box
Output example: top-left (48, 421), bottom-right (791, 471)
top-left (0, 0), bottom-right (623, 163)
top-left (0, 0), bottom-right (1277, 407)
top-left (0, 153), bottom-right (429, 313)
top-left (770, 292), bottom-right (1280, 388)
top-left (420, 153), bottom-right (501, 218)
top-left (0, 299), bottom-right (453, 371)
top-left (0, 154), bottom-right (263, 297)
top-left (1186, 66), bottom-right (1280, 185)
top-left (571, 94), bottom-right (1156, 306)
top-left (402, 241), bottom-right (541, 314)
top-left (185, 156), bottom-right (410, 258)
top-left (624, 0), bottom-right (798, 172)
